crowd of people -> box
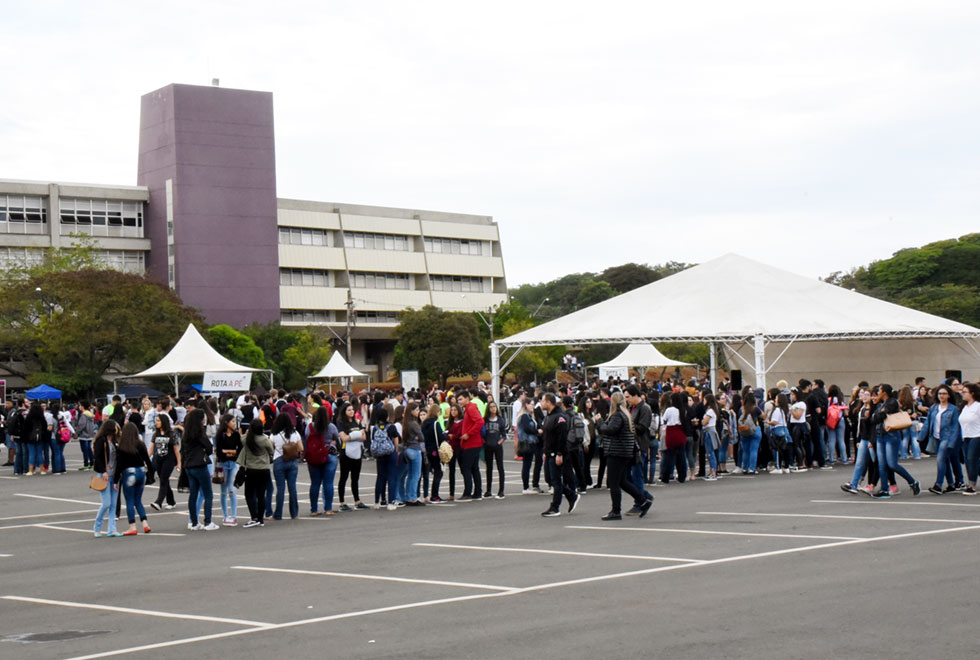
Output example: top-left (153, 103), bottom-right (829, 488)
top-left (2, 371), bottom-right (978, 535)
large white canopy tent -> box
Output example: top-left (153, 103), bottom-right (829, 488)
top-left (118, 324), bottom-right (270, 394)
top-left (309, 352), bottom-right (369, 391)
top-left (491, 254), bottom-right (980, 395)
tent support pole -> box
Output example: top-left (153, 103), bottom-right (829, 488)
top-left (709, 342), bottom-right (717, 392)
top-left (753, 334), bottom-right (767, 391)
top-left (491, 343), bottom-right (501, 401)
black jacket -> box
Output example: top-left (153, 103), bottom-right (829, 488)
top-left (597, 410), bottom-right (637, 458)
top-left (181, 429), bottom-right (212, 469)
top-left (630, 402), bottom-right (652, 451)
top-left (541, 408), bottom-right (568, 457)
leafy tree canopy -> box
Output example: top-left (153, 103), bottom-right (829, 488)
top-left (208, 324), bottom-right (267, 369)
top-left (393, 306), bottom-right (482, 387)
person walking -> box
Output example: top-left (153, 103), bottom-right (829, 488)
top-left (515, 399), bottom-right (541, 494)
top-left (959, 383), bottom-right (980, 495)
top-left (92, 420), bottom-right (122, 538)
top-left (215, 413), bottom-right (243, 525)
top-left (150, 414), bottom-right (181, 510)
top-left (595, 391), bottom-right (652, 521)
top-left (456, 390), bottom-right (484, 502)
top-left (181, 408), bottom-right (219, 531)
top-left (919, 384), bottom-right (963, 495)
top-left (116, 421), bottom-right (153, 536)
top-left (540, 393), bottom-right (579, 517)
top-left (237, 422), bottom-right (275, 528)
top-left (872, 384), bottom-right (921, 498)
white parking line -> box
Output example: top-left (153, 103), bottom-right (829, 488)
top-left (35, 524), bottom-right (186, 537)
top-left (567, 526), bottom-right (862, 541)
top-left (414, 542), bottom-right (703, 563)
top-left (698, 511), bottom-right (980, 524)
top-left (812, 498), bottom-right (980, 509)
top-left (230, 565), bottom-right (517, 592)
top-left (0, 509), bottom-right (105, 522)
top-left (2, 595), bottom-right (271, 627)
top-left (16, 493), bottom-right (100, 506)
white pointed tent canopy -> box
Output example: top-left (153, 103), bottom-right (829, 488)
top-left (491, 254), bottom-right (980, 395)
top-left (309, 352), bottom-right (368, 391)
top-left (593, 343), bottom-right (693, 378)
top-left (117, 324), bottom-right (271, 395)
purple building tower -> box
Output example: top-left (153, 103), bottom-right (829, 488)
top-left (137, 83), bottom-right (280, 326)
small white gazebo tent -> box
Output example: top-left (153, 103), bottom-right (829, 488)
top-left (122, 324), bottom-right (266, 394)
top-left (309, 352), bottom-right (368, 391)
top-left (593, 343), bottom-right (693, 381)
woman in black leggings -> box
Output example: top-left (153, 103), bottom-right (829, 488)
top-left (150, 414), bottom-right (181, 510)
top-left (337, 403), bottom-right (368, 511)
top-left (595, 392), bottom-right (651, 521)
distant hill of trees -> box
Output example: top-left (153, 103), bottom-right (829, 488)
top-left (825, 233), bottom-right (980, 328)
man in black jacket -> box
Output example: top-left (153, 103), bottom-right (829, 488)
top-left (626, 386), bottom-right (655, 514)
top-left (541, 394), bottom-right (579, 517)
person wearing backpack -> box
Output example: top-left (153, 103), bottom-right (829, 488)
top-left (305, 406), bottom-right (339, 516)
top-left (48, 403), bottom-right (72, 475)
top-left (270, 413), bottom-right (304, 520)
top-left (482, 401), bottom-right (506, 499)
top-left (23, 402), bottom-right (48, 476)
top-left (371, 406), bottom-right (401, 509)
top-left (736, 393), bottom-right (763, 475)
top-left (75, 401), bottom-right (97, 471)
top-left (562, 395), bottom-right (588, 495)
top-left (6, 399), bottom-right (27, 474)
top-left (215, 413), bottom-right (243, 526)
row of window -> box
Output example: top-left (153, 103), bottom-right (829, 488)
top-left (277, 226), bottom-right (488, 257)
top-left (59, 198), bottom-right (143, 228)
top-left (355, 310), bottom-right (400, 323)
top-left (0, 247), bottom-right (144, 273)
top-left (280, 309), bottom-right (400, 324)
top-left (423, 237), bottom-right (484, 256)
top-left (430, 275), bottom-right (485, 292)
top-left (0, 195), bottom-right (47, 227)
top-left (350, 271), bottom-right (410, 289)
top-left (0, 247), bottom-right (45, 269)
top-left (279, 227), bottom-right (329, 246)
top-left (280, 268), bottom-right (330, 287)
top-left (345, 231), bottom-right (410, 252)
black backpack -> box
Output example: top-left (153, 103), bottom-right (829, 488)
top-left (565, 411), bottom-right (585, 449)
top-left (5, 409), bottom-right (23, 437)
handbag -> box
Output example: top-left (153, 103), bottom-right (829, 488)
top-left (89, 442), bottom-right (109, 491)
top-left (211, 464), bottom-right (225, 485)
top-left (234, 465), bottom-right (247, 489)
top-left (884, 411), bottom-right (912, 432)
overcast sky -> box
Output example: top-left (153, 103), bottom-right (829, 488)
top-left (3, 1), bottom-right (979, 285)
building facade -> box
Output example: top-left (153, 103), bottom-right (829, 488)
top-left (0, 83), bottom-right (507, 382)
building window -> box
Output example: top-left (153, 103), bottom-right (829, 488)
top-left (430, 275), bottom-right (485, 293)
top-left (350, 271), bottom-right (410, 290)
top-left (355, 310), bottom-right (399, 324)
top-left (0, 246), bottom-right (45, 269)
top-left (59, 198), bottom-right (144, 237)
top-left (281, 309), bottom-right (333, 324)
top-left (278, 227), bottom-right (328, 246)
top-left (423, 237), bottom-right (483, 256)
top-left (279, 268), bottom-right (330, 287)
top-left (96, 250), bottom-right (145, 274)
top-left (344, 231), bottom-right (409, 251)
top-left (0, 195), bottom-right (48, 235)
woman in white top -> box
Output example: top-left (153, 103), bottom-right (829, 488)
top-left (960, 383), bottom-right (980, 495)
top-left (768, 393), bottom-right (793, 473)
top-left (701, 394), bottom-right (721, 481)
top-left (788, 389), bottom-right (809, 472)
top-left (270, 414), bottom-right (304, 520)
top-left (659, 392), bottom-right (688, 484)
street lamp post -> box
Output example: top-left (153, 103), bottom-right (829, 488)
top-left (531, 297), bottom-right (550, 318)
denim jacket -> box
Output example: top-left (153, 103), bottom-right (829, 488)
top-left (916, 404), bottom-right (962, 449)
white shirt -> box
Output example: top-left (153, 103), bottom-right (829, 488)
top-left (663, 406), bottom-right (681, 426)
top-left (702, 408), bottom-right (717, 428)
top-left (959, 401), bottom-right (980, 438)
top-left (271, 431), bottom-right (302, 460)
top-left (789, 402), bottom-right (807, 424)
top-left (933, 405), bottom-right (948, 439)
top-left (769, 408), bottom-right (787, 427)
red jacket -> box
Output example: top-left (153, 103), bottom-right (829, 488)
top-left (460, 402), bottom-right (485, 450)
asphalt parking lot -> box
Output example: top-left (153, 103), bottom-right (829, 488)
top-left (1, 448), bottom-right (976, 660)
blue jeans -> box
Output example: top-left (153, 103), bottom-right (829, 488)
top-left (93, 482), bottom-right (118, 534)
top-left (121, 467), bottom-right (147, 524)
top-left (741, 429), bottom-right (761, 472)
top-left (934, 437), bottom-right (964, 488)
top-left (848, 440), bottom-right (873, 489)
top-left (273, 458), bottom-right (299, 519)
top-left (877, 432), bottom-right (915, 486)
top-left (827, 424), bottom-right (847, 463)
top-left (375, 452), bottom-right (398, 504)
top-left (219, 461), bottom-right (238, 519)
top-left (647, 440), bottom-right (660, 481)
top-left (964, 437), bottom-right (980, 485)
top-left (308, 454), bottom-right (338, 513)
top-left (26, 442), bottom-right (43, 469)
top-left (185, 465), bottom-right (213, 526)
top-left (194, 461), bottom-right (216, 514)
top-left (703, 428), bottom-right (720, 471)
top-left (79, 440), bottom-right (94, 467)
top-left (898, 426), bottom-right (920, 459)
top-left (49, 437), bottom-right (66, 473)
top-left (14, 440), bottom-right (28, 474)
top-left (401, 447), bottom-right (422, 501)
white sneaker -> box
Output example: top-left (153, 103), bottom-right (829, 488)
top-left (202, 522), bottom-right (219, 531)
top-left (386, 503), bottom-right (397, 511)
top-left (732, 467), bottom-right (744, 474)
top-left (187, 522), bottom-right (195, 530)
top-left (522, 488), bottom-right (535, 495)
top-left (770, 468), bottom-right (782, 475)
top-left (190, 523), bottom-right (204, 531)
top-left (164, 504), bottom-right (176, 510)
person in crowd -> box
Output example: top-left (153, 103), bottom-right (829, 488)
top-left (92, 419), bottom-right (122, 538)
top-left (150, 413), bottom-right (181, 511)
top-left (841, 387), bottom-right (882, 495)
top-left (372, 406), bottom-right (401, 509)
top-left (456, 390), bottom-right (485, 502)
top-left (399, 401), bottom-right (425, 506)
top-left (579, 395), bottom-right (598, 488)
top-left (482, 401), bottom-right (506, 499)
top-left (701, 393), bottom-right (724, 480)
top-left (959, 382), bottom-right (980, 495)
top-left (47, 402), bottom-right (71, 475)
top-left (872, 384), bottom-right (921, 498)
top-left (216, 413), bottom-right (243, 525)
top-left (540, 393), bottom-right (579, 517)
top-left (919, 384), bottom-right (963, 495)
top-left (788, 388), bottom-right (809, 472)
top-left (270, 412), bottom-right (304, 520)
top-left (23, 402), bottom-right (49, 476)
top-left (515, 398), bottom-right (542, 493)
top-left (140, 397), bottom-right (157, 450)
top-left (897, 385), bottom-right (921, 460)
top-left (595, 391), bottom-right (652, 520)
top-left (735, 393), bottom-right (762, 475)
top-left (182, 408), bottom-right (219, 531)
top-left (561, 396), bottom-right (589, 495)
top-left (660, 392), bottom-right (687, 483)
top-left (337, 402), bottom-right (368, 511)
top-left (305, 405), bottom-right (340, 516)
top-left (237, 420), bottom-right (275, 528)
top-left (626, 386), bottom-right (653, 492)
top-left (825, 384), bottom-right (849, 464)
top-left (422, 403), bottom-right (447, 502)
top-left (75, 400), bottom-right (97, 471)
top-left (116, 421), bottom-right (153, 536)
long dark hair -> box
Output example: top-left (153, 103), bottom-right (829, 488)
top-left (311, 405), bottom-right (329, 434)
top-left (245, 422), bottom-right (263, 454)
top-left (271, 413), bottom-right (294, 437)
top-left (776, 393), bottom-right (790, 420)
top-left (118, 421), bottom-right (142, 454)
top-left (183, 408), bottom-right (207, 446)
top-left (154, 413), bottom-right (172, 437)
top-left (95, 419), bottom-right (121, 445)
top-left (219, 413), bottom-right (235, 434)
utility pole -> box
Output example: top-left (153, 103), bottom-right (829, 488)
top-left (345, 289), bottom-right (354, 362)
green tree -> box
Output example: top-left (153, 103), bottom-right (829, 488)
top-left (280, 328), bottom-right (332, 391)
top-left (393, 306), bottom-right (482, 387)
top-left (0, 268), bottom-right (201, 396)
top-left (209, 324), bottom-right (267, 368)
top-left (498, 318), bottom-right (561, 380)
top-left (599, 263), bottom-right (659, 293)
top-left (575, 279), bottom-right (616, 309)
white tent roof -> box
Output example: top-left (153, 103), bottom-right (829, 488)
top-left (496, 253), bottom-right (980, 347)
top-left (594, 343), bottom-right (693, 368)
top-left (131, 324), bottom-right (262, 377)
top-left (310, 352), bottom-right (366, 379)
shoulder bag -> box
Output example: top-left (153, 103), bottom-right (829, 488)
top-left (884, 410), bottom-right (912, 433)
top-left (89, 442), bottom-right (109, 492)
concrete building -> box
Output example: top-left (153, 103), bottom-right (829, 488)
top-left (0, 83), bottom-right (508, 381)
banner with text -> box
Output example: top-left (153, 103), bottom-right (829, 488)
top-left (598, 367), bottom-right (629, 381)
top-left (202, 372), bottom-right (252, 392)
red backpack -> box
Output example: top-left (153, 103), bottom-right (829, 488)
top-left (305, 429), bottom-right (328, 466)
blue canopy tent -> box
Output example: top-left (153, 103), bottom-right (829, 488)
top-left (25, 384), bottom-right (62, 400)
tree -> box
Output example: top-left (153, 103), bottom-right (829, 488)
top-left (497, 318), bottom-right (561, 380)
top-left (599, 263), bottom-right (659, 293)
top-left (393, 306), bottom-right (482, 386)
top-left (0, 268), bottom-right (201, 396)
top-left (209, 324), bottom-right (267, 369)
top-left (280, 328), bottom-right (332, 391)
top-left (575, 280), bottom-right (616, 309)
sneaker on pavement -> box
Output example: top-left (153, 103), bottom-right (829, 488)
top-left (963, 486), bottom-right (977, 495)
top-left (164, 503), bottom-right (176, 510)
top-left (150, 502), bottom-right (161, 511)
top-left (203, 522), bottom-right (219, 531)
top-left (495, 493), bottom-right (505, 500)
top-left (928, 485), bottom-right (943, 495)
top-left (841, 483), bottom-right (859, 494)
top-left (541, 509), bottom-right (560, 517)
top-left (243, 520), bottom-right (260, 528)
top-left (568, 493), bottom-right (580, 514)
top-left (873, 490), bottom-right (891, 499)
top-left (522, 488), bottom-right (535, 495)
top-left (624, 505), bottom-right (642, 516)
top-left (911, 481), bottom-right (921, 496)
top-left (770, 468), bottom-right (782, 475)
top-left (601, 512), bottom-right (622, 521)
top-left (890, 485), bottom-right (900, 495)
top-left (639, 499), bottom-right (653, 518)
